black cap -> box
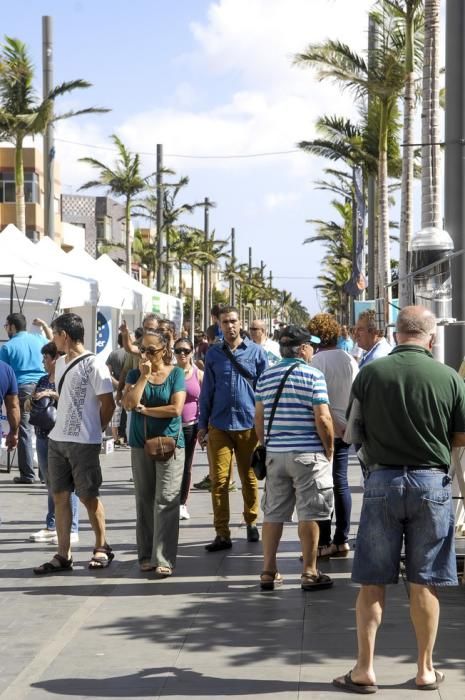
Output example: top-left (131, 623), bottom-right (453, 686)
top-left (278, 325), bottom-right (321, 347)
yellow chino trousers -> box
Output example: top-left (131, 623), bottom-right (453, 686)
top-left (207, 425), bottom-right (259, 539)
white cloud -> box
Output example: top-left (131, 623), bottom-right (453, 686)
top-left (264, 191), bottom-right (300, 209)
top-left (190, 0), bottom-right (373, 94)
top-left (39, 0), bottom-right (377, 312)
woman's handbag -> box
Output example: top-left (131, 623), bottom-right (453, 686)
top-left (143, 416), bottom-right (181, 462)
top-left (250, 362), bottom-right (299, 480)
top-left (29, 396), bottom-right (57, 432)
top-left (144, 435), bottom-right (177, 461)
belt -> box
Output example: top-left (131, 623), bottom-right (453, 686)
top-left (371, 464), bottom-right (448, 473)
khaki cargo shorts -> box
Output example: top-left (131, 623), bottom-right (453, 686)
top-left (261, 451), bottom-right (333, 522)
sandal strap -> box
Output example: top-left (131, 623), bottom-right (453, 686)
top-left (93, 546), bottom-right (112, 556)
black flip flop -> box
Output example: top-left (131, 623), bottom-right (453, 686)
top-left (333, 671), bottom-right (378, 694)
top-left (416, 670), bottom-right (445, 691)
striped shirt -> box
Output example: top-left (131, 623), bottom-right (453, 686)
top-left (255, 358), bottom-right (329, 453)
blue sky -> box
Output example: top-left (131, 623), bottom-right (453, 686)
top-left (2, 0), bottom-right (435, 313)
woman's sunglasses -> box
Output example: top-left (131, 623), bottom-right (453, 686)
top-left (140, 346), bottom-right (163, 355)
top-left (174, 347), bottom-right (192, 355)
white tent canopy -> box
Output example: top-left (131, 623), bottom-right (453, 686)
top-left (0, 225), bottom-right (98, 309)
top-left (0, 226), bottom-right (61, 315)
top-left (94, 254), bottom-right (153, 312)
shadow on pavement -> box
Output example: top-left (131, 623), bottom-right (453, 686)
top-left (30, 666), bottom-right (418, 697)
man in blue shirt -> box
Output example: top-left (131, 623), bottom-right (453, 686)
top-left (0, 360), bottom-right (20, 451)
top-left (198, 306), bottom-right (268, 551)
top-left (0, 313), bottom-right (46, 483)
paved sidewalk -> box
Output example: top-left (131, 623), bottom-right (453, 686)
top-left (0, 448), bottom-right (464, 699)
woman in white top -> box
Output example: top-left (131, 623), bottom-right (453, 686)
top-left (308, 314), bottom-right (358, 558)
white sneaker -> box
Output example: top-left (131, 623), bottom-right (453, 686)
top-left (49, 532), bottom-right (79, 545)
top-left (179, 505), bottom-right (190, 520)
top-left (29, 528), bottom-right (57, 542)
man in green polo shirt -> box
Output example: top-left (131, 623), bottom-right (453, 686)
top-left (334, 305), bottom-right (465, 695)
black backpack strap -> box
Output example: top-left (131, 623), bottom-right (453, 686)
top-left (221, 343), bottom-right (254, 384)
top-left (265, 362), bottom-right (299, 444)
top-left (57, 353), bottom-right (94, 396)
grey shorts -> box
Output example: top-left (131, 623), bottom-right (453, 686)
top-left (48, 439), bottom-right (102, 499)
top-left (262, 451), bottom-right (333, 522)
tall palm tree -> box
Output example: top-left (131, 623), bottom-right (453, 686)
top-left (79, 135), bottom-right (153, 274)
top-left (131, 228), bottom-right (158, 287)
top-left (0, 35), bottom-right (109, 234)
top-left (422, 0), bottom-right (441, 230)
top-left (295, 12), bottom-right (405, 310)
top-left (383, 1), bottom-right (424, 306)
top-left (304, 197), bottom-right (353, 321)
top-left (134, 175), bottom-right (204, 292)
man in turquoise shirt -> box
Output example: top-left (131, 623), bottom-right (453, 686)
top-left (1, 313), bottom-right (46, 483)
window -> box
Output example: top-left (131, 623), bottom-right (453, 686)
top-left (0, 171), bottom-right (40, 204)
top-left (96, 216), bottom-right (111, 240)
top-left (4, 182), bottom-right (15, 203)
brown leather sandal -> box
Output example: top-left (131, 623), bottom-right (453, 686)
top-left (260, 570), bottom-right (283, 591)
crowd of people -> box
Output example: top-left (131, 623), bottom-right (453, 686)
top-left (0, 301), bottom-right (463, 693)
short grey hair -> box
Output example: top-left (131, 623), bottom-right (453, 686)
top-left (396, 306), bottom-right (437, 338)
top-left (279, 344), bottom-right (301, 358)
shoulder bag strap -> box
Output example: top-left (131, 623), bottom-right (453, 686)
top-left (221, 343), bottom-right (254, 383)
top-left (265, 362), bottom-right (300, 445)
top-left (57, 353), bottom-right (94, 396)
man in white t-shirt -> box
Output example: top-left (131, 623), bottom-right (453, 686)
top-left (33, 313), bottom-right (115, 575)
top-left (250, 319), bottom-right (281, 366)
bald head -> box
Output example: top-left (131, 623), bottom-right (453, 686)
top-left (396, 306), bottom-right (437, 348)
top-left (250, 319), bottom-right (267, 345)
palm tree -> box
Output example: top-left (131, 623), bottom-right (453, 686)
top-left (383, 1), bottom-right (424, 306)
top-left (422, 0), bottom-right (441, 230)
top-left (131, 228), bottom-right (158, 287)
top-left (295, 11), bottom-right (405, 310)
top-left (79, 135), bottom-right (153, 274)
top-left (0, 35), bottom-right (109, 234)
top-left (134, 175), bottom-right (204, 293)
top-left (304, 198), bottom-right (353, 321)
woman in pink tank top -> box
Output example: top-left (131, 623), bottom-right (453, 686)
top-left (174, 338), bottom-right (203, 519)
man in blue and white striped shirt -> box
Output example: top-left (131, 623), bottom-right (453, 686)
top-left (255, 325), bottom-right (334, 592)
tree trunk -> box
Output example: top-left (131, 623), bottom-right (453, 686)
top-left (199, 270), bottom-right (205, 330)
top-left (178, 262), bottom-right (183, 299)
top-left (399, 2), bottom-right (417, 307)
top-left (15, 136), bottom-right (26, 234)
top-left (125, 197), bottom-right (131, 275)
top-left (422, 0), bottom-right (441, 230)
top-left (189, 265), bottom-right (195, 344)
top-left (378, 100), bottom-right (392, 320)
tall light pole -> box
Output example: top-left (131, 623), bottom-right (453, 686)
top-left (156, 144), bottom-right (164, 291)
top-left (444, 0), bottom-right (465, 368)
top-left (230, 227), bottom-right (236, 305)
top-left (203, 197), bottom-right (210, 329)
top-left (42, 16), bottom-right (55, 240)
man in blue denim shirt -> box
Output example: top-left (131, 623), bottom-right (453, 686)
top-left (198, 306), bottom-right (268, 552)
top-left (334, 306), bottom-right (465, 694)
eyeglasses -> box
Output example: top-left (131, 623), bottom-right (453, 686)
top-left (140, 346), bottom-right (163, 355)
top-left (249, 327), bottom-right (263, 331)
top-left (174, 347), bottom-right (191, 355)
